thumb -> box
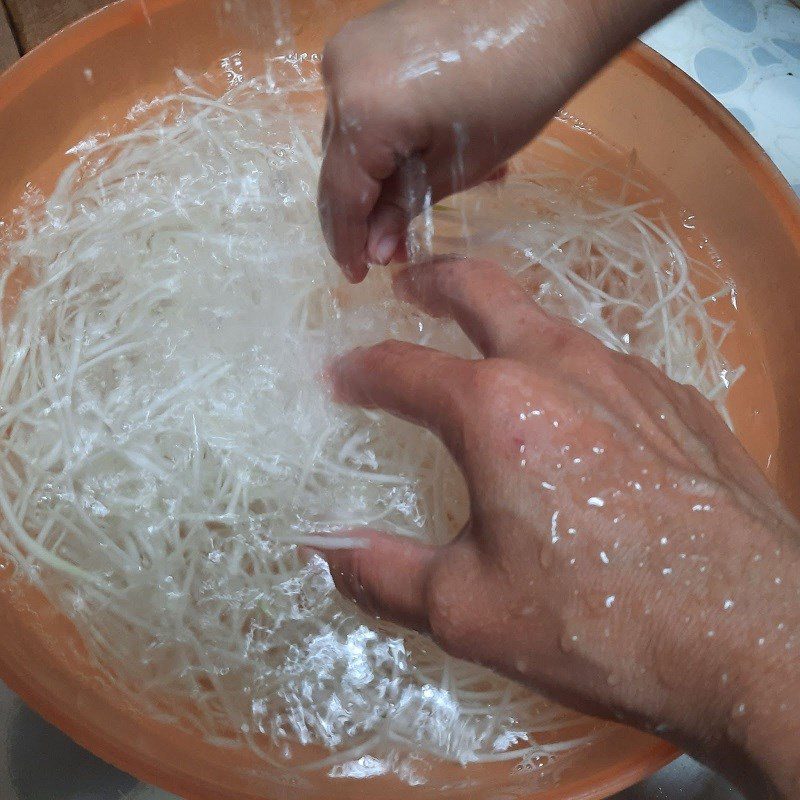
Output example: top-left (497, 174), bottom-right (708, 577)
top-left (315, 529), bottom-right (438, 632)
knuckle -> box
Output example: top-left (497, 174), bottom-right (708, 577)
top-left (557, 325), bottom-right (601, 360)
top-left (321, 33), bottom-right (351, 83)
top-left (467, 359), bottom-right (529, 412)
top-left (424, 551), bottom-right (478, 653)
top-left (357, 340), bottom-right (414, 380)
top-left (332, 549), bottom-right (377, 613)
top-left (371, 339), bottom-right (412, 362)
top-left (553, 331), bottom-right (610, 380)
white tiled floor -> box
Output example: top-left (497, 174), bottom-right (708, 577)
top-left (643, 0), bottom-right (800, 191)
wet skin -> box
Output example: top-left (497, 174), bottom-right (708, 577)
top-left (320, 257), bottom-right (800, 799)
top-left (315, 1), bottom-right (800, 796)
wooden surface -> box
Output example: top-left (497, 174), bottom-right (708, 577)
top-left (0, 0), bottom-right (109, 60)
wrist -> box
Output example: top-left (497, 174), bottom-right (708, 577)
top-left (585, 0), bottom-right (686, 57)
top-left (645, 522), bottom-right (800, 799)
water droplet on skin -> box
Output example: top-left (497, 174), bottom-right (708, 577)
top-left (707, 630), bottom-right (715, 638)
top-left (569, 557), bottom-right (576, 566)
top-left (541, 481), bottom-right (555, 491)
top-left (587, 497), bottom-right (604, 508)
top-left (605, 594), bottom-right (616, 608)
top-left (568, 527), bottom-right (577, 536)
top-left (592, 446), bottom-right (604, 455)
top-left (559, 629), bottom-right (579, 652)
top-left (662, 567), bottom-right (672, 575)
top-left (757, 637), bottom-right (765, 647)
top-left (723, 599), bottom-right (734, 610)
top-left (550, 511), bottom-right (559, 544)
top-left (733, 702), bottom-right (746, 717)
top-left (600, 550), bottom-right (609, 565)
top-left (660, 536), bottom-right (668, 546)
top-left (721, 673), bottom-right (728, 685)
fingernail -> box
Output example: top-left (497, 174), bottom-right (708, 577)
top-left (374, 232), bottom-right (399, 266)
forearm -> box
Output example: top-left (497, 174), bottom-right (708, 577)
top-left (319, 0), bottom-right (687, 272)
top-left (420, 0), bottom-right (688, 164)
top-left (629, 515), bottom-right (800, 799)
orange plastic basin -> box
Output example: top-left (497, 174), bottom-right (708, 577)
top-left (0, 1), bottom-right (798, 799)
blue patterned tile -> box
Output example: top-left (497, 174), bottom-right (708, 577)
top-left (728, 105), bottom-right (756, 130)
top-left (752, 45), bottom-right (782, 66)
top-left (701, 0), bottom-right (758, 32)
top-left (752, 74), bottom-right (800, 126)
top-left (643, 0), bottom-right (800, 190)
top-left (772, 37), bottom-right (800, 60)
top-left (695, 47), bottom-right (749, 92)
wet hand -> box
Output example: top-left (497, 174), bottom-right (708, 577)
top-left (322, 257), bottom-right (800, 799)
top-left (318, 0), bottom-right (683, 281)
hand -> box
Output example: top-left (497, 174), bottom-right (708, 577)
top-left (321, 257), bottom-right (800, 799)
top-left (318, 0), bottom-right (683, 281)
